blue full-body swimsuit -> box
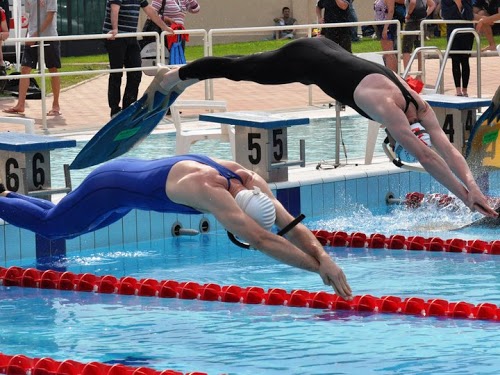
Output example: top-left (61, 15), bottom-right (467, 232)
top-left (0, 155), bottom-right (242, 240)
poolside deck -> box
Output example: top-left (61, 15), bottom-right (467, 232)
top-left (0, 54), bottom-right (498, 137)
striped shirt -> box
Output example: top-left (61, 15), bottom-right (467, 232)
top-left (102, 0), bottom-right (149, 34)
top-left (151, 0), bottom-right (200, 26)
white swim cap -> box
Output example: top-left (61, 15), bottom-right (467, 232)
top-left (235, 187), bottom-right (276, 231)
top-left (394, 122), bottom-right (432, 163)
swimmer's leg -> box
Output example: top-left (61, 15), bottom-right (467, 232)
top-left (3, 191), bottom-right (56, 209)
top-left (85, 209), bottom-right (132, 233)
top-left (0, 195), bottom-right (52, 235)
top-left (177, 38), bottom-right (333, 86)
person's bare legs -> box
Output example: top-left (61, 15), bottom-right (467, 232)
top-left (4, 66), bottom-right (32, 113)
top-left (49, 67), bottom-right (61, 115)
top-left (479, 23), bottom-right (496, 51)
top-left (475, 12), bottom-right (497, 51)
top-left (403, 52), bottom-right (410, 70)
top-left (381, 38), bottom-right (397, 72)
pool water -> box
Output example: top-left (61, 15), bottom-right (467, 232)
top-left (312, 201), bottom-right (500, 242)
top-left (50, 116), bottom-right (386, 188)
top-left (2, 206), bottom-right (500, 374)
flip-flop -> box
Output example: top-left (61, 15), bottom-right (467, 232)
top-left (47, 109), bottom-right (62, 116)
top-left (2, 108), bottom-right (25, 115)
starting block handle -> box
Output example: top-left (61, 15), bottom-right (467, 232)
top-left (21, 163), bottom-right (73, 198)
top-left (269, 139), bottom-right (306, 170)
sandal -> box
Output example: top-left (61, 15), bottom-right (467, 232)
top-left (2, 107), bottom-right (25, 115)
top-left (47, 109), bottom-right (62, 116)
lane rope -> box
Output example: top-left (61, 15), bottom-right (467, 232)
top-left (312, 192), bottom-right (500, 254)
top-left (0, 352), bottom-right (206, 375)
top-left (1, 266), bottom-right (499, 322)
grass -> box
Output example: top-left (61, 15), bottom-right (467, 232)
top-left (13, 34), bottom-right (499, 94)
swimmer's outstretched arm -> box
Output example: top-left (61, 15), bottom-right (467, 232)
top-left (214, 199), bottom-right (352, 300)
top-left (177, 167), bottom-right (352, 300)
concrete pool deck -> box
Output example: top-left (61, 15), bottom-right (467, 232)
top-left (0, 54), bottom-right (498, 138)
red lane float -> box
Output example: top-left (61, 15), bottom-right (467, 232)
top-left (311, 230), bottom-right (500, 255)
top-left (1, 266), bottom-right (499, 322)
top-left (0, 352), bottom-right (205, 375)
top-left (314, 191), bottom-right (500, 254)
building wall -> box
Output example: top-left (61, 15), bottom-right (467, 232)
top-left (56, 0), bottom-right (378, 54)
top-left (186, 0), bottom-right (374, 30)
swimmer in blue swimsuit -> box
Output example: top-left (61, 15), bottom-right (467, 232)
top-left (152, 38), bottom-right (497, 218)
top-left (0, 154), bottom-right (353, 299)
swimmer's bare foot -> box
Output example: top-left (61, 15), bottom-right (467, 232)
top-left (159, 66), bottom-right (181, 93)
top-left (143, 66), bottom-right (175, 110)
top-left (0, 182), bottom-right (9, 196)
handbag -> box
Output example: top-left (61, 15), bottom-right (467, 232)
top-left (142, 0), bottom-right (167, 35)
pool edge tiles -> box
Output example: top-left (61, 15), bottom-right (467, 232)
top-left (0, 158), bottom-right (455, 264)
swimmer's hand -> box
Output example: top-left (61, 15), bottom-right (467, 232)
top-left (473, 202), bottom-right (500, 218)
top-left (466, 187), bottom-right (499, 218)
top-left (318, 255), bottom-right (352, 300)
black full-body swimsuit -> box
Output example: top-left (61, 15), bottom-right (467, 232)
top-left (179, 38), bottom-right (418, 119)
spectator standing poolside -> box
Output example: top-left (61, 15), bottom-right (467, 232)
top-left (441, 0), bottom-right (475, 96)
top-left (2, 0), bottom-right (61, 117)
top-left (316, 0), bottom-right (353, 52)
top-left (374, 0), bottom-right (399, 72)
top-left (274, 6), bottom-right (297, 40)
top-left (402, 0), bottom-right (436, 71)
top-left (102, 0), bottom-right (172, 118)
top-left (151, 0), bottom-right (200, 50)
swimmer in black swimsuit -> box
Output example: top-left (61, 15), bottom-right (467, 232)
top-left (0, 155), bottom-right (352, 300)
top-left (152, 38), bottom-right (497, 218)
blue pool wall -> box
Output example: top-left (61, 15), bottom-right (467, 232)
top-left (1, 167), bottom-right (498, 265)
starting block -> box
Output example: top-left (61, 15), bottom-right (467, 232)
top-left (199, 111), bottom-right (309, 182)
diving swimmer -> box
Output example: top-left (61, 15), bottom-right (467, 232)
top-left (151, 37), bottom-right (497, 219)
top-left (0, 154), bottom-right (352, 299)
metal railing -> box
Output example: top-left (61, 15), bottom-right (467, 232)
top-left (1, 19), bottom-right (497, 135)
top-left (1, 29), bottom-right (208, 132)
